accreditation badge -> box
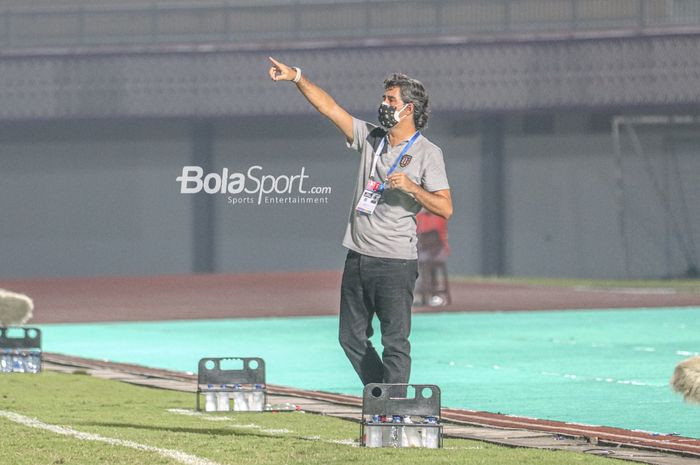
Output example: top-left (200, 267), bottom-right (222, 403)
top-left (355, 179), bottom-right (383, 215)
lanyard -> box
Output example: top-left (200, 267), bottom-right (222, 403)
top-left (369, 131), bottom-right (421, 186)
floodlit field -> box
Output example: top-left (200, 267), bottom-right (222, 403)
top-left (0, 371), bottom-right (633, 465)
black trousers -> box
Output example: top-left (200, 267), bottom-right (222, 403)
top-left (339, 250), bottom-right (418, 386)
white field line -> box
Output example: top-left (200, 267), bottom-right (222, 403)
top-left (167, 409), bottom-right (291, 434)
top-left (168, 409), bottom-right (355, 446)
top-left (0, 410), bottom-right (222, 465)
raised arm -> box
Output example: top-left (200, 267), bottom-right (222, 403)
top-left (268, 57), bottom-right (354, 143)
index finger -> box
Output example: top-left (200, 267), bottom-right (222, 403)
top-left (268, 56), bottom-right (283, 67)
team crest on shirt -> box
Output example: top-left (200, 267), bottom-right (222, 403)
top-left (399, 155), bottom-right (413, 167)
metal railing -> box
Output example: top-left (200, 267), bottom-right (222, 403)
top-left (1, 0), bottom-right (699, 49)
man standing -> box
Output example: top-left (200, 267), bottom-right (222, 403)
top-left (268, 57), bottom-right (452, 387)
top-left (415, 208), bottom-right (451, 307)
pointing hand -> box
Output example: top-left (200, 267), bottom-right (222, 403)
top-left (268, 57), bottom-right (296, 82)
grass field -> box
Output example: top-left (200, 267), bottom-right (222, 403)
top-left (0, 372), bottom-right (634, 465)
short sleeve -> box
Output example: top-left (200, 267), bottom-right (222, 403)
top-left (346, 118), bottom-right (377, 153)
top-left (422, 147), bottom-right (450, 192)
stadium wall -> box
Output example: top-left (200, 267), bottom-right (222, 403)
top-left (3, 111), bottom-right (697, 280)
top-left (1, 30), bottom-right (699, 279)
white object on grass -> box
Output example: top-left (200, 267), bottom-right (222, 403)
top-left (671, 356), bottom-right (700, 404)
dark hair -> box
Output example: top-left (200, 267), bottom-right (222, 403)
top-left (383, 73), bottom-right (429, 130)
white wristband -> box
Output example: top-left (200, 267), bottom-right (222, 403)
top-left (292, 67), bottom-right (302, 83)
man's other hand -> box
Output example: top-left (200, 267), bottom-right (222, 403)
top-left (386, 172), bottom-right (418, 194)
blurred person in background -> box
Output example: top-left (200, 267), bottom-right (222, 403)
top-left (414, 208), bottom-right (451, 307)
top-left (268, 57), bottom-right (452, 389)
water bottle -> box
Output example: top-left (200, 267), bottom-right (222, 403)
top-left (25, 352), bottom-right (35, 373)
top-left (12, 351), bottom-right (26, 373)
top-left (251, 384), bottom-right (265, 411)
top-left (25, 352), bottom-right (40, 373)
top-left (216, 385), bottom-right (230, 411)
top-left (232, 384), bottom-right (248, 411)
top-left (423, 416), bottom-right (439, 448)
top-left (32, 352), bottom-right (42, 373)
top-left (365, 415), bottom-right (382, 447)
top-left (0, 350), bottom-right (12, 373)
top-left (380, 415), bottom-right (392, 446)
top-left (402, 416), bottom-right (421, 447)
top-left (390, 415), bottom-right (403, 448)
top-left (204, 384), bottom-right (217, 412)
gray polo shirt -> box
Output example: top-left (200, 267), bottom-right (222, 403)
top-left (342, 117), bottom-right (450, 260)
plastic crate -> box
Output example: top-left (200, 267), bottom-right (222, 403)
top-left (0, 327), bottom-right (42, 374)
top-left (196, 357), bottom-right (266, 412)
top-left (361, 383), bottom-right (442, 448)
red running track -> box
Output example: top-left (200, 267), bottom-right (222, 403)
top-left (2, 271), bottom-right (700, 323)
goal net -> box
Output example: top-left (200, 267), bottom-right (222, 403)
top-left (612, 115), bottom-right (700, 279)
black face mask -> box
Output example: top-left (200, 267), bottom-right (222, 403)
top-left (378, 102), bottom-right (408, 129)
